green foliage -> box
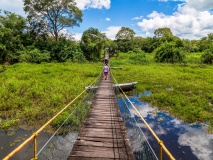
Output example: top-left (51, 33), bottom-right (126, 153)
top-left (0, 62), bottom-right (101, 129)
top-left (115, 39), bottom-right (134, 53)
top-left (19, 49), bottom-right (51, 63)
top-left (80, 27), bottom-right (106, 61)
top-left (115, 27), bottom-right (135, 40)
top-left (141, 37), bottom-right (160, 53)
top-left (183, 39), bottom-right (199, 53)
top-left (154, 42), bottom-right (184, 63)
top-left (0, 11), bottom-right (27, 63)
top-left (128, 48), bottom-right (150, 64)
top-left (154, 27), bottom-right (173, 38)
top-left (23, 0), bottom-right (82, 41)
top-left (111, 61), bottom-right (213, 128)
top-left (201, 49), bottom-right (213, 64)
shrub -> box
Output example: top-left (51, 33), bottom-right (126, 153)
top-left (19, 49), bottom-right (50, 63)
top-left (154, 42), bottom-right (184, 63)
top-left (201, 49), bottom-right (213, 64)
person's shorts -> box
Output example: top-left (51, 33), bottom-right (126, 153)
top-left (104, 72), bottom-right (108, 75)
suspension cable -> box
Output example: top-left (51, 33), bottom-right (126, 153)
top-left (115, 83), bottom-right (158, 159)
top-left (3, 72), bottom-right (102, 160)
top-left (111, 72), bottom-right (175, 160)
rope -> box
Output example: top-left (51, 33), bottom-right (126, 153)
top-left (111, 72), bottom-right (175, 160)
top-left (114, 80), bottom-right (158, 159)
top-left (3, 72), bottom-right (102, 160)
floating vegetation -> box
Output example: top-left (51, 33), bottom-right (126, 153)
top-left (157, 117), bottom-right (164, 122)
top-left (111, 54), bottom-right (213, 133)
top-left (0, 62), bottom-right (101, 130)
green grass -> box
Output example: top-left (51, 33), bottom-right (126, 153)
top-left (0, 62), bottom-right (102, 130)
top-left (1, 52), bottom-right (213, 133)
top-left (110, 53), bottom-right (213, 132)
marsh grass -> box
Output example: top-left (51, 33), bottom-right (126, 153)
top-left (111, 53), bottom-right (213, 132)
top-left (0, 62), bottom-right (101, 130)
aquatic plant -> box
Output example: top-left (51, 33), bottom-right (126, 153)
top-left (0, 62), bottom-right (101, 130)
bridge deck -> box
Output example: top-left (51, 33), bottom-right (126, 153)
top-left (67, 73), bottom-right (134, 160)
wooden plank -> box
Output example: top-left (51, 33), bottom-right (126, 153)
top-left (69, 150), bottom-right (128, 159)
top-left (68, 70), bottom-right (134, 160)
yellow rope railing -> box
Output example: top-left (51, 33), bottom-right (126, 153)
top-left (111, 73), bottom-right (175, 160)
top-left (3, 74), bottom-right (101, 160)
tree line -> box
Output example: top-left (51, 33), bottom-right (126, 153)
top-left (1, 0), bottom-right (213, 64)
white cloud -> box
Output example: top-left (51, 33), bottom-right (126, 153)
top-left (186, 0), bottom-right (213, 11)
top-left (105, 17), bottom-right (110, 21)
top-left (76, 0), bottom-right (111, 10)
top-left (132, 16), bottom-right (143, 20)
top-left (72, 33), bottom-right (83, 41)
top-left (178, 127), bottom-right (213, 160)
top-left (137, 2), bottom-right (213, 39)
top-left (0, 0), bottom-right (26, 16)
top-left (0, 0), bottom-right (111, 16)
top-left (102, 26), bottom-right (121, 40)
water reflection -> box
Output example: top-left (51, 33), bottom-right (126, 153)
top-left (0, 129), bottom-right (78, 160)
top-left (119, 93), bottom-right (213, 160)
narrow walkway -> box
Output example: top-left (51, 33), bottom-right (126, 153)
top-left (67, 73), bottom-right (134, 159)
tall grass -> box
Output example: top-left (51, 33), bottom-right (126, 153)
top-left (111, 53), bottom-right (213, 132)
top-left (0, 62), bottom-right (102, 130)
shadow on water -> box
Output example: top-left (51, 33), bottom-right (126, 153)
top-left (118, 92), bottom-right (213, 160)
top-left (0, 129), bottom-right (78, 160)
top-left (0, 129), bottom-right (51, 159)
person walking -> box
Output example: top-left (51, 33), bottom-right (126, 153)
top-left (103, 64), bottom-right (109, 80)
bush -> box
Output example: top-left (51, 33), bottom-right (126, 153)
top-left (154, 42), bottom-right (184, 63)
top-left (201, 49), bottom-right (213, 64)
top-left (128, 49), bottom-right (150, 64)
top-left (19, 49), bottom-right (51, 63)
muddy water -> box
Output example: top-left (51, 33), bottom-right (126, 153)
top-left (118, 93), bottom-right (213, 160)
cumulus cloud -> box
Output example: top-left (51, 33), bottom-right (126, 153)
top-left (0, 0), bottom-right (111, 15)
top-left (137, 1), bottom-right (213, 39)
top-left (0, 0), bottom-right (26, 16)
top-left (102, 26), bottom-right (121, 40)
top-left (72, 33), bottom-right (83, 41)
top-left (186, 0), bottom-right (213, 11)
top-left (105, 18), bottom-right (110, 21)
top-left (76, 0), bottom-right (111, 10)
top-left (132, 16), bottom-right (143, 20)
top-left (178, 127), bottom-right (213, 160)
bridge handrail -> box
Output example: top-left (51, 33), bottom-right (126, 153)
top-left (111, 72), bottom-right (175, 160)
top-left (3, 73), bottom-right (102, 160)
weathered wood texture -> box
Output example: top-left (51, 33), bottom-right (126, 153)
top-left (68, 73), bottom-right (134, 160)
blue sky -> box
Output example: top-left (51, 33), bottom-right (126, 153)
top-left (1, 0), bottom-right (213, 40)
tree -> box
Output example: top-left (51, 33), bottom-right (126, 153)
top-left (154, 27), bottom-right (173, 38)
top-left (154, 42), bottom-right (184, 63)
top-left (141, 37), bottom-right (159, 53)
top-left (0, 11), bottom-right (26, 63)
top-left (80, 28), bottom-right (106, 61)
top-left (198, 33), bottom-right (213, 51)
top-left (114, 27), bottom-right (135, 53)
top-left (23, 0), bottom-right (82, 41)
top-left (201, 47), bottom-right (213, 64)
top-left (115, 27), bottom-right (135, 40)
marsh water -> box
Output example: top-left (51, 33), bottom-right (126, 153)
top-left (1, 92), bottom-right (213, 160)
top-left (118, 92), bottom-right (213, 160)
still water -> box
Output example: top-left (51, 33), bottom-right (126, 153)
top-left (118, 92), bottom-right (213, 160)
top-left (1, 92), bottom-right (213, 160)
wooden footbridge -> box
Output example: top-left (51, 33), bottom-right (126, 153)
top-left (67, 72), bottom-right (134, 159)
top-left (3, 54), bottom-right (175, 160)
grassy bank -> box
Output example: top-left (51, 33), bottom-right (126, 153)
top-left (0, 62), bottom-right (102, 130)
top-left (111, 53), bottom-right (213, 132)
